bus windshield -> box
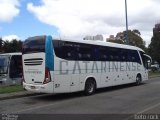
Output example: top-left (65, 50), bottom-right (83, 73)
top-left (22, 36), bottom-right (46, 54)
top-left (0, 56), bottom-right (8, 74)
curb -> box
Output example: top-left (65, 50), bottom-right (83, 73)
top-left (0, 91), bottom-right (42, 101)
top-left (149, 75), bottom-right (160, 79)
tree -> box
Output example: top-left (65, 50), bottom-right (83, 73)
top-left (107, 39), bottom-right (124, 44)
top-left (0, 38), bottom-right (4, 52)
top-left (2, 39), bottom-right (22, 53)
top-left (115, 29), bottom-right (146, 51)
top-left (133, 29), bottom-right (141, 36)
top-left (3, 40), bottom-right (10, 53)
top-left (148, 32), bottom-right (160, 64)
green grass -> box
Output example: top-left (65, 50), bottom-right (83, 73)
top-left (0, 85), bottom-right (24, 94)
top-left (149, 71), bottom-right (160, 78)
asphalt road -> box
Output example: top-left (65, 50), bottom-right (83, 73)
top-left (0, 77), bottom-right (160, 119)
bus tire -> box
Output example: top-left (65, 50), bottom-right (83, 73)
top-left (84, 78), bottom-right (96, 96)
top-left (136, 74), bottom-right (142, 85)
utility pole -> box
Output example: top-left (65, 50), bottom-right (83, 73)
top-left (125, 0), bottom-right (129, 45)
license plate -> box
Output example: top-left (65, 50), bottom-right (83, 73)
top-left (31, 86), bottom-right (36, 89)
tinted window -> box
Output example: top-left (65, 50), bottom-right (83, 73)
top-left (53, 40), bottom-right (77, 60)
top-left (128, 50), bottom-right (141, 64)
top-left (9, 55), bottom-right (22, 78)
top-left (0, 56), bottom-right (9, 74)
top-left (98, 47), bottom-right (109, 61)
top-left (53, 40), bottom-right (141, 63)
top-left (140, 51), bottom-right (148, 67)
top-left (22, 36), bottom-right (46, 54)
top-left (109, 47), bottom-right (120, 61)
top-left (54, 40), bottom-right (93, 61)
top-left (77, 44), bottom-right (93, 61)
top-left (120, 49), bottom-right (128, 62)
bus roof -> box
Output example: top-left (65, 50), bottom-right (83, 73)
top-left (25, 35), bottom-right (144, 52)
top-left (54, 38), bottom-right (144, 52)
top-left (0, 52), bottom-right (22, 56)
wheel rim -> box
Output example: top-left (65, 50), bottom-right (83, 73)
top-left (136, 76), bottom-right (141, 85)
top-left (87, 82), bottom-right (94, 93)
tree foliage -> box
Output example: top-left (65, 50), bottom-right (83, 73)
top-left (107, 39), bottom-right (124, 44)
top-left (133, 29), bottom-right (141, 36)
top-left (148, 32), bottom-right (160, 64)
top-left (108, 29), bottom-right (146, 51)
top-left (0, 39), bottom-right (22, 53)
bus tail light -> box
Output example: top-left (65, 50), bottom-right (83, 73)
top-left (22, 76), bottom-right (25, 82)
top-left (22, 59), bottom-right (25, 84)
top-left (43, 68), bottom-right (51, 84)
top-left (22, 72), bottom-right (25, 84)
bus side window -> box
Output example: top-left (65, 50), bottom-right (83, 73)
top-left (98, 46), bottom-right (109, 61)
top-left (134, 51), bottom-right (141, 64)
top-left (77, 44), bottom-right (92, 61)
top-left (109, 47), bottom-right (120, 61)
top-left (53, 40), bottom-right (65, 59)
top-left (54, 41), bottom-right (76, 60)
top-left (140, 51), bottom-right (148, 69)
top-left (127, 50), bottom-right (132, 62)
top-left (120, 49), bottom-right (127, 62)
top-left (9, 55), bottom-right (22, 78)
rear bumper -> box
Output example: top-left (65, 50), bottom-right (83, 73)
top-left (0, 77), bottom-right (7, 84)
top-left (23, 82), bottom-right (54, 93)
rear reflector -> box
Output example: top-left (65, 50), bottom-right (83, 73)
top-left (43, 67), bottom-right (51, 84)
top-left (22, 73), bottom-right (25, 83)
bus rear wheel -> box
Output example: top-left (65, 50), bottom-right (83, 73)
top-left (84, 79), bottom-right (96, 96)
top-left (136, 74), bottom-right (142, 85)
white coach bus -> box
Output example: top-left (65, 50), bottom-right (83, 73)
top-left (0, 52), bottom-right (22, 85)
top-left (22, 35), bottom-right (151, 95)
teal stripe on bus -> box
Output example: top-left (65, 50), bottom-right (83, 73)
top-left (45, 35), bottom-right (54, 71)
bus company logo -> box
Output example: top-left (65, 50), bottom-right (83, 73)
top-left (25, 70), bottom-right (42, 74)
top-left (59, 60), bottom-right (142, 75)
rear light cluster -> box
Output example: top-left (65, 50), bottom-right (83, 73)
top-left (21, 64), bottom-right (25, 84)
top-left (22, 75), bottom-right (25, 83)
top-left (43, 67), bottom-right (51, 84)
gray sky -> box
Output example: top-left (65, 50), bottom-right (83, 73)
top-left (27, 0), bottom-right (160, 46)
top-left (0, 0), bottom-right (160, 46)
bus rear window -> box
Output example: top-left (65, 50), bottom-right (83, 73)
top-left (23, 36), bottom-right (46, 54)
